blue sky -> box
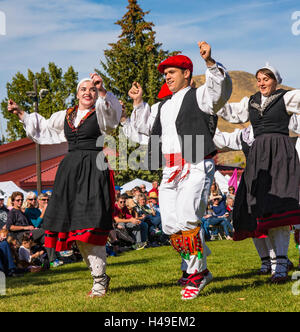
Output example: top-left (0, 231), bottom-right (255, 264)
top-left (0, 0), bottom-right (300, 137)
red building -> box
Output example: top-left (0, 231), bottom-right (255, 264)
top-left (0, 138), bottom-right (67, 191)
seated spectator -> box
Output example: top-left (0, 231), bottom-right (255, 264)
top-left (113, 194), bottom-right (148, 250)
top-left (38, 193), bottom-right (49, 211)
top-left (209, 180), bottom-right (222, 202)
top-left (132, 186), bottom-right (142, 205)
top-left (18, 233), bottom-right (44, 272)
top-left (6, 191), bottom-right (36, 245)
top-left (202, 195), bottom-right (233, 240)
top-left (148, 181), bottom-right (159, 197)
top-left (134, 194), bottom-right (161, 244)
top-left (0, 195), bottom-right (9, 229)
top-left (125, 190), bottom-right (136, 213)
top-left (6, 235), bottom-right (22, 269)
top-left (148, 192), bottom-right (160, 215)
top-left (226, 196), bottom-right (235, 224)
top-left (0, 229), bottom-right (17, 276)
top-left (24, 192), bottom-right (46, 228)
top-left (140, 184), bottom-right (148, 196)
top-left (227, 186), bottom-right (236, 200)
top-left (6, 191), bottom-right (62, 267)
top-left (6, 196), bottom-right (13, 211)
top-left (114, 186), bottom-right (122, 200)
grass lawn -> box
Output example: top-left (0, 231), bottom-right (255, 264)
top-left (1, 238), bottom-right (300, 312)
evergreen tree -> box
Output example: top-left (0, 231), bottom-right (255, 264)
top-left (1, 63), bottom-right (78, 141)
top-left (97, 0), bottom-right (179, 185)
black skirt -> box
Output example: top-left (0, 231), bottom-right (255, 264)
top-left (43, 150), bottom-right (113, 233)
top-left (233, 133), bottom-right (300, 235)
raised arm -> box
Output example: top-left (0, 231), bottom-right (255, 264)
top-left (195, 41), bottom-right (233, 115)
top-left (8, 99), bottom-right (67, 144)
top-left (121, 82), bottom-right (156, 144)
top-left (90, 73), bottom-right (122, 134)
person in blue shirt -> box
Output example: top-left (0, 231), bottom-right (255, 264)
top-left (24, 192), bottom-right (46, 228)
top-left (202, 195), bottom-right (233, 240)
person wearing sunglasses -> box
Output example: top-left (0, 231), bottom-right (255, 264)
top-left (24, 192), bottom-right (43, 228)
top-left (6, 191), bottom-right (59, 266)
top-left (37, 193), bottom-right (49, 213)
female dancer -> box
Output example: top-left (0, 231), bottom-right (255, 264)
top-left (8, 73), bottom-right (122, 296)
top-left (218, 63), bottom-right (300, 282)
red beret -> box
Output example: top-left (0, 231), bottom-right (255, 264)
top-left (157, 83), bottom-right (172, 99)
top-left (158, 55), bottom-right (193, 74)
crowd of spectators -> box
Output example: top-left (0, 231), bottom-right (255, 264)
top-left (110, 181), bottom-right (168, 253)
top-left (201, 179), bottom-right (236, 241)
top-left (0, 191), bottom-right (68, 278)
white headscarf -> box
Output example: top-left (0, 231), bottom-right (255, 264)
top-left (261, 62), bottom-right (282, 84)
top-left (76, 78), bottom-right (93, 92)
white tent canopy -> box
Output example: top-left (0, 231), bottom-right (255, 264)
top-left (120, 178), bottom-right (153, 194)
top-left (0, 181), bottom-right (28, 204)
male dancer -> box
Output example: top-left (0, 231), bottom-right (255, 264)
top-left (124, 41), bottom-right (232, 300)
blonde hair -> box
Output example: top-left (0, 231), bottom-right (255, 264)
top-left (24, 191), bottom-right (38, 209)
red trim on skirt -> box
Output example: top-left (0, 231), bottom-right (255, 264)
top-left (45, 228), bottom-right (110, 251)
top-left (44, 169), bottom-right (115, 251)
top-left (233, 209), bottom-right (300, 241)
top-left (256, 209), bottom-right (300, 233)
top-left (233, 230), bottom-right (267, 241)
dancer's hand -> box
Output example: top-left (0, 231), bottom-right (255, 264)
top-left (128, 82), bottom-right (143, 106)
top-left (90, 73), bottom-right (106, 97)
top-left (7, 99), bottom-right (25, 119)
top-left (197, 41), bottom-right (215, 67)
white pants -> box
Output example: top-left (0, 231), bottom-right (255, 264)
top-left (159, 159), bottom-right (215, 274)
top-left (159, 159), bottom-right (215, 235)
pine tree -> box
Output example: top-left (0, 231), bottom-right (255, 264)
top-left (97, 0), bottom-right (179, 184)
top-left (1, 63), bottom-right (78, 141)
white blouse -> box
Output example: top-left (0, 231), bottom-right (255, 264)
top-left (214, 125), bottom-right (300, 159)
top-left (213, 126), bottom-right (254, 151)
top-left (217, 90), bottom-right (300, 134)
top-left (21, 92), bottom-right (122, 145)
top-left (122, 62), bottom-right (232, 154)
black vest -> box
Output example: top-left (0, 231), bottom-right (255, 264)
top-left (146, 88), bottom-right (217, 169)
top-left (249, 89), bottom-right (290, 138)
top-left (64, 111), bottom-right (102, 152)
top-left (240, 132), bottom-right (251, 159)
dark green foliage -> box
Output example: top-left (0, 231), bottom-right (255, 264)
top-left (1, 63), bottom-right (78, 142)
top-left (97, 0), bottom-right (180, 184)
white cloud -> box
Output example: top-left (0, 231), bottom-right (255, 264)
top-left (0, 0), bottom-right (119, 38)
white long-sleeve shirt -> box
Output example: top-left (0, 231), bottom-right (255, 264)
top-left (217, 90), bottom-right (300, 133)
top-left (21, 92), bottom-right (122, 145)
top-left (213, 126), bottom-right (254, 151)
top-left (122, 62), bottom-right (232, 154)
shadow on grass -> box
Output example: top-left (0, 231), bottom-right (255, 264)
top-left (108, 258), bottom-right (152, 267)
top-left (213, 269), bottom-right (259, 282)
top-left (1, 291), bottom-right (37, 299)
top-left (203, 279), bottom-right (266, 296)
top-left (6, 264), bottom-right (90, 290)
top-left (110, 269), bottom-right (270, 296)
